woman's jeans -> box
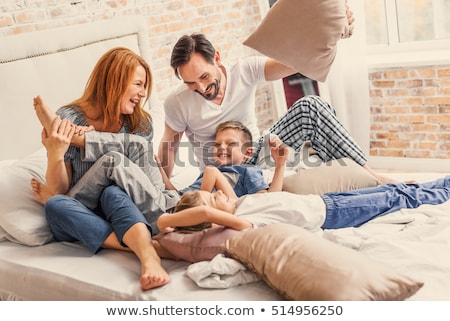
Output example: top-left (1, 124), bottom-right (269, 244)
top-left (45, 185), bottom-right (149, 253)
top-left (321, 176), bottom-right (450, 229)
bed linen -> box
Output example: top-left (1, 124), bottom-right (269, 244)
top-left (1, 15), bottom-right (450, 301)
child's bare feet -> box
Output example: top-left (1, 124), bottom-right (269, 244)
top-left (30, 178), bottom-right (55, 204)
top-left (33, 95), bottom-right (56, 132)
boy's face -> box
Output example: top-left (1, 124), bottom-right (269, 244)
top-left (213, 128), bottom-right (252, 166)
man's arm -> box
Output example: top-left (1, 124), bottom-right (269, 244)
top-left (264, 58), bottom-right (296, 81)
top-left (158, 122), bottom-right (183, 178)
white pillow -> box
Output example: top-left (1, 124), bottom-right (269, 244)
top-left (244, 0), bottom-right (350, 82)
top-left (0, 148), bottom-right (53, 246)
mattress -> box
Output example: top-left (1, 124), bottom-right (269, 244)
top-left (0, 240), bottom-right (280, 301)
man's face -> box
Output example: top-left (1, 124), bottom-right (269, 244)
top-left (177, 52), bottom-right (222, 101)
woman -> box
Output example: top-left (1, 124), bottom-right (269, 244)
top-left (34, 47), bottom-right (173, 290)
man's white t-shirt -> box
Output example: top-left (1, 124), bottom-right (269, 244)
top-left (164, 56), bottom-right (267, 169)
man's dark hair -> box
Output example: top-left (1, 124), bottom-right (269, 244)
top-left (170, 33), bottom-right (216, 79)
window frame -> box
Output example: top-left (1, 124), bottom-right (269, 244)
top-left (366, 0), bottom-right (450, 68)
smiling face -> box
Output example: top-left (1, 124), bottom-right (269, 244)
top-left (177, 52), bottom-right (225, 103)
top-left (198, 190), bottom-right (237, 214)
top-left (120, 65), bottom-right (147, 115)
top-left (214, 128), bottom-right (253, 166)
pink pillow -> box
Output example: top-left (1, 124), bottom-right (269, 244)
top-left (157, 226), bottom-right (241, 263)
top-left (244, 0), bottom-right (350, 82)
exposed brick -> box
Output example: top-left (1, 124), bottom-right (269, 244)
top-left (372, 80), bottom-right (395, 88)
top-left (384, 70), bottom-right (408, 79)
top-left (0, 14), bottom-right (14, 27)
top-left (438, 68), bottom-right (450, 77)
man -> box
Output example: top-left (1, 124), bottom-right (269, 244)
top-left (158, 19), bottom-right (394, 184)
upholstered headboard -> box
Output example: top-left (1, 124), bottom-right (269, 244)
top-left (0, 16), bottom-right (164, 160)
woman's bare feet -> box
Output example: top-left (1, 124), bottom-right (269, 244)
top-left (140, 249), bottom-right (170, 290)
top-left (30, 178), bottom-right (55, 204)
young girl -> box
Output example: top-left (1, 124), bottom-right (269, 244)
top-left (157, 172), bottom-right (450, 233)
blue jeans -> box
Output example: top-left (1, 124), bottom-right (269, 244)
top-left (321, 176), bottom-right (450, 229)
top-left (45, 185), bottom-right (150, 253)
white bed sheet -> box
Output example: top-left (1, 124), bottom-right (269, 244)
top-left (0, 240), bottom-right (281, 301)
top-left (324, 172), bottom-right (450, 300)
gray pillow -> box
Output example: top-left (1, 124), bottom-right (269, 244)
top-left (0, 148), bottom-right (53, 246)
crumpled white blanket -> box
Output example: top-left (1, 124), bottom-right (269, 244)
top-left (186, 254), bottom-right (260, 288)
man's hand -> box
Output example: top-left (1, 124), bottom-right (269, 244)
top-left (344, 2), bottom-right (355, 38)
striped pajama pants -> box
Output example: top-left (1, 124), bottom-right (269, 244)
top-left (249, 95), bottom-right (368, 166)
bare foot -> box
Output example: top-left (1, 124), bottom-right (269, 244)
top-left (33, 95), bottom-right (56, 132)
top-left (140, 255), bottom-right (170, 290)
top-left (30, 178), bottom-right (55, 204)
top-left (33, 95), bottom-right (93, 145)
top-left (140, 273), bottom-right (169, 290)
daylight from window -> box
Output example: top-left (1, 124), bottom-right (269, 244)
top-left (365, 0), bottom-right (450, 45)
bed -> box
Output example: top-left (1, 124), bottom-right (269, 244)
top-left (1, 16), bottom-right (450, 301)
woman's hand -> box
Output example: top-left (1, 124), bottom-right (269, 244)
top-left (41, 116), bottom-right (75, 159)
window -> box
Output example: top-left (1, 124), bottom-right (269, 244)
top-left (365, 0), bottom-right (450, 45)
top-left (364, 0), bottom-right (450, 66)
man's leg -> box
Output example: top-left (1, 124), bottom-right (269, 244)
top-left (266, 95), bottom-right (367, 165)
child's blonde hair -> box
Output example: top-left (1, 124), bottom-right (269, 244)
top-left (174, 190), bottom-right (212, 231)
top-left (215, 120), bottom-right (253, 145)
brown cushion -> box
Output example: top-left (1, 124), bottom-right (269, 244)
top-left (244, 0), bottom-right (350, 82)
top-left (283, 158), bottom-right (380, 195)
top-left (225, 223), bottom-right (423, 300)
top-left (157, 226), bottom-right (240, 263)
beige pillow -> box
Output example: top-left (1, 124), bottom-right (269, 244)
top-left (244, 0), bottom-right (350, 82)
top-left (283, 157), bottom-right (380, 195)
top-left (225, 223), bottom-right (423, 300)
top-left (157, 226), bottom-right (241, 263)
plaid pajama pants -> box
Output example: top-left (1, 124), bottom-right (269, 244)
top-left (249, 95), bottom-right (368, 166)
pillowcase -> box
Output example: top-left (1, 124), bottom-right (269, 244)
top-left (225, 223), bottom-right (423, 300)
top-left (282, 157), bottom-right (380, 195)
top-left (244, 0), bottom-right (350, 82)
top-left (157, 226), bottom-right (241, 263)
top-left (0, 148), bottom-right (54, 246)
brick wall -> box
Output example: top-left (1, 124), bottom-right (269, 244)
top-left (369, 65), bottom-right (450, 160)
top-left (0, 0), bottom-right (276, 133)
